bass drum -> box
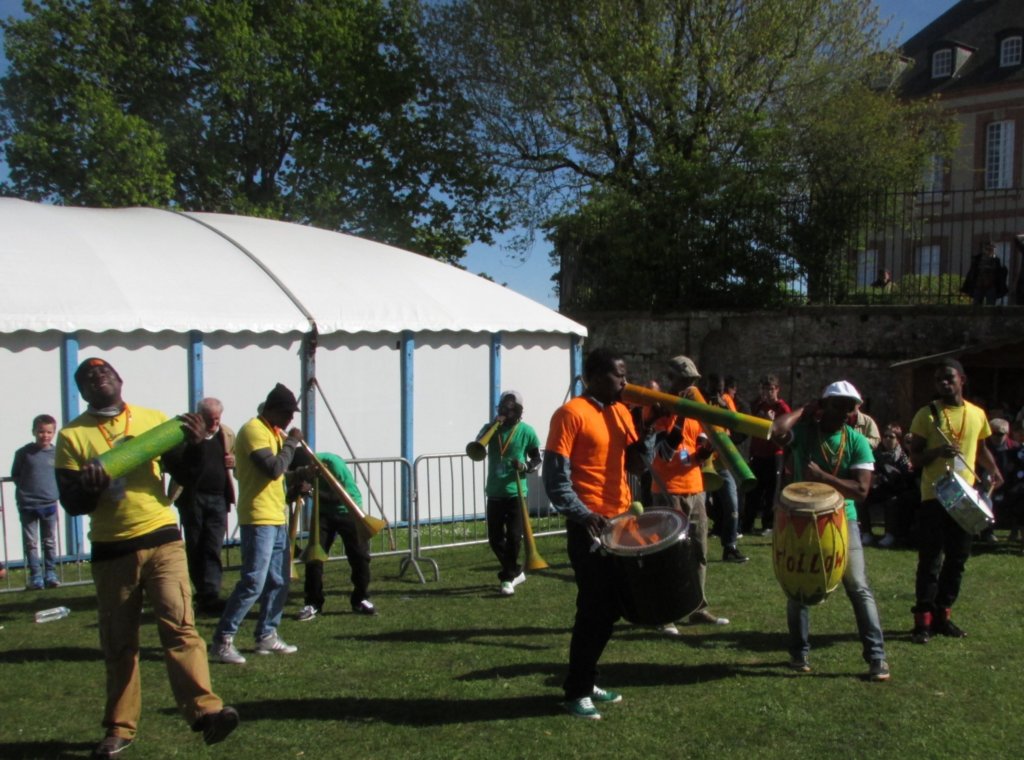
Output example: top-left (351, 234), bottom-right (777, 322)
top-left (600, 510), bottom-right (701, 626)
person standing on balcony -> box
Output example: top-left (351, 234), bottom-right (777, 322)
top-left (961, 242), bottom-right (1008, 305)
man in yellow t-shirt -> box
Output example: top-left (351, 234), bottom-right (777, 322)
top-left (908, 359), bottom-right (1002, 643)
top-left (55, 358), bottom-right (239, 759)
top-left (213, 383), bottom-right (303, 664)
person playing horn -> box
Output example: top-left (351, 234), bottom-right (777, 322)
top-left (290, 447), bottom-right (377, 620)
top-left (907, 359), bottom-right (1002, 643)
top-left (55, 358), bottom-right (239, 758)
top-left (543, 348), bottom-right (653, 720)
top-left (213, 384), bottom-right (302, 664)
top-left (770, 380), bottom-right (890, 682)
top-left (479, 391), bottom-right (542, 596)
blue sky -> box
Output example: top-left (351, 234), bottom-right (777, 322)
top-left (0, 0), bottom-right (961, 308)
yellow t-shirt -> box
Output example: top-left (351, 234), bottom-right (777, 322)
top-left (235, 416), bottom-right (288, 526)
top-left (55, 405), bottom-right (176, 542)
top-left (910, 400), bottom-right (992, 501)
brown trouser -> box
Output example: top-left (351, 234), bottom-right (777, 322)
top-left (92, 540), bottom-right (222, 739)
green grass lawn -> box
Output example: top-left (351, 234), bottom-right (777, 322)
top-left (1, 532), bottom-right (1022, 759)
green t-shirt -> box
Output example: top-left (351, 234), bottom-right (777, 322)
top-left (790, 423), bottom-right (875, 521)
top-left (315, 452), bottom-right (362, 519)
top-left (484, 421), bottom-right (541, 498)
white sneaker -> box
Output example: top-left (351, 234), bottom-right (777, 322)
top-left (877, 533), bottom-right (896, 548)
top-left (255, 632), bottom-right (298, 655)
top-left (214, 635), bottom-right (246, 665)
top-left (659, 622), bottom-right (680, 636)
top-left (296, 605), bottom-right (318, 622)
top-left (500, 581), bottom-right (514, 596)
top-left (353, 599), bottom-right (377, 616)
top-left (511, 572), bottom-right (527, 588)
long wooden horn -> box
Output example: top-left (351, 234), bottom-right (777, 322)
top-left (287, 498), bottom-right (301, 581)
top-left (466, 416), bottom-right (505, 461)
top-left (298, 441), bottom-right (389, 543)
top-left (301, 478), bottom-right (330, 563)
top-left (514, 469), bottom-right (548, 571)
top-left (622, 383), bottom-right (772, 440)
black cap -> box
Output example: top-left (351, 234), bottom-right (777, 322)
top-left (263, 383), bottom-right (300, 413)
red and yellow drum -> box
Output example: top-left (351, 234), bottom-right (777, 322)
top-left (772, 482), bottom-right (848, 605)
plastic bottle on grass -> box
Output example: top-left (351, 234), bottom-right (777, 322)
top-left (34, 606), bottom-right (70, 623)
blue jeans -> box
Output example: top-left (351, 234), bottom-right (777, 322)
top-left (787, 523), bottom-right (886, 664)
top-left (20, 507), bottom-right (59, 585)
top-left (215, 524), bottom-right (289, 642)
top-left (713, 470), bottom-right (740, 549)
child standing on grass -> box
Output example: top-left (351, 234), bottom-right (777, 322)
top-left (11, 414), bottom-right (61, 589)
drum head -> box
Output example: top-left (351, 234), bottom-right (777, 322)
top-left (779, 481), bottom-right (844, 514)
top-left (601, 510), bottom-right (686, 556)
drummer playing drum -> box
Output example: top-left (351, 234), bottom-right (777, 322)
top-left (771, 380), bottom-right (891, 682)
top-left (907, 359), bottom-right (1002, 644)
top-left (542, 347), bottom-right (654, 720)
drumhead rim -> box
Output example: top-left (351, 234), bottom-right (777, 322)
top-left (600, 510), bottom-right (688, 557)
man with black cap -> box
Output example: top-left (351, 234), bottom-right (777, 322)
top-left (55, 358), bottom-right (239, 758)
top-left (213, 383), bottom-right (303, 664)
top-left (770, 380), bottom-right (890, 681)
top-left (908, 359), bottom-right (1002, 643)
top-left (478, 390), bottom-right (542, 596)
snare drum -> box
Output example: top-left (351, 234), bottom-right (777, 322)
top-left (773, 482), bottom-right (848, 606)
top-left (600, 510), bottom-right (701, 625)
top-left (933, 471), bottom-right (994, 535)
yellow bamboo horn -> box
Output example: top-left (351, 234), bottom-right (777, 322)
top-left (298, 441), bottom-right (389, 543)
top-left (515, 468), bottom-right (548, 571)
top-left (301, 479), bottom-right (330, 564)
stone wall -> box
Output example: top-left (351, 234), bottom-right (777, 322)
top-left (578, 306), bottom-right (1024, 427)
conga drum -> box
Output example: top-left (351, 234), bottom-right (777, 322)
top-left (600, 510), bottom-right (701, 625)
top-left (772, 482), bottom-right (848, 605)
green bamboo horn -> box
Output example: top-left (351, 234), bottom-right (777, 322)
top-left (94, 417), bottom-right (187, 479)
top-left (622, 383), bottom-right (772, 440)
top-left (707, 429), bottom-right (758, 493)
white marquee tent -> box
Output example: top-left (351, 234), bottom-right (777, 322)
top-left (0, 198), bottom-right (586, 567)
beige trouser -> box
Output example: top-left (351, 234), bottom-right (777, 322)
top-left (91, 540), bottom-right (222, 739)
top-left (651, 491), bottom-right (709, 611)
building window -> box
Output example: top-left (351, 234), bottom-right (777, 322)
top-left (921, 154), bottom-right (945, 194)
top-left (856, 249), bottom-right (878, 288)
top-left (916, 245), bottom-right (941, 277)
top-left (932, 49), bottom-right (952, 78)
top-left (985, 120), bottom-right (1015, 190)
top-left (1001, 36), bottom-right (1023, 67)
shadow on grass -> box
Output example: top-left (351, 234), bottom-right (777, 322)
top-left (0, 645), bottom-right (164, 664)
top-left (0, 740), bottom-right (95, 759)
top-left (346, 625), bottom-right (566, 649)
top-left (229, 693), bottom-right (563, 725)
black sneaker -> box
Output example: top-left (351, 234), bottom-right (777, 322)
top-left (194, 706), bottom-right (240, 746)
top-left (911, 625), bottom-right (931, 644)
top-left (722, 547), bottom-right (749, 563)
top-left (92, 735), bottom-right (133, 758)
top-left (937, 617), bottom-right (966, 638)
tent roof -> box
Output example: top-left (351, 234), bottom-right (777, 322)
top-left (0, 199), bottom-right (586, 337)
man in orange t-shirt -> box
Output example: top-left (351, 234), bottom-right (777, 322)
top-left (543, 347), bottom-right (652, 720)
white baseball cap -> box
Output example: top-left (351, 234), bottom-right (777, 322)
top-left (821, 380), bottom-right (862, 403)
top-left (500, 390), bottom-right (524, 407)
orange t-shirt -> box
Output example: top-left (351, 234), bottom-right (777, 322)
top-left (545, 396), bottom-right (637, 518)
top-left (650, 415), bottom-right (704, 495)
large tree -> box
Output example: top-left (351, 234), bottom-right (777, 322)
top-left (0, 0), bottom-right (506, 263)
top-left (427, 0), bottom-right (956, 308)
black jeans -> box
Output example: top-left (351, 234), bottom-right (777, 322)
top-left (563, 521), bottom-right (622, 701)
top-left (303, 511), bottom-right (372, 611)
top-left (744, 455), bottom-right (781, 533)
top-left (915, 499), bottom-right (972, 611)
top-left (178, 492), bottom-right (228, 604)
top-left (486, 496), bottom-right (524, 582)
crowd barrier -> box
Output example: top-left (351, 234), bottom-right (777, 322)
top-left (2, 453), bottom-right (567, 592)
